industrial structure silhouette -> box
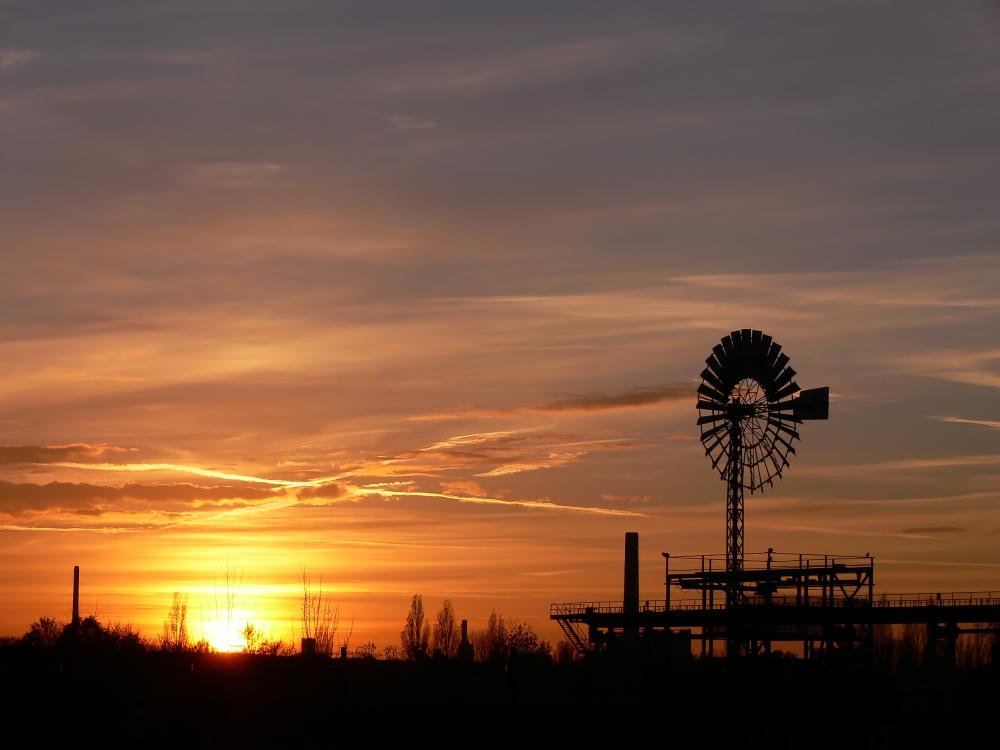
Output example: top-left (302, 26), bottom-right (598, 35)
top-left (552, 330), bottom-right (1000, 662)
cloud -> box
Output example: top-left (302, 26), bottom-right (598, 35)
top-left (178, 161), bottom-right (286, 189)
top-left (474, 451), bottom-right (583, 477)
top-left (382, 113), bottom-right (437, 131)
top-left (796, 454), bottom-right (1000, 478)
top-left (600, 492), bottom-right (653, 505)
top-left (439, 480), bottom-right (489, 497)
top-left (895, 348), bottom-right (1000, 389)
top-left (378, 30), bottom-right (696, 96)
top-left (931, 416), bottom-right (1000, 430)
top-left (55, 461), bottom-right (317, 487)
top-left (0, 480), bottom-right (275, 515)
top-left (352, 486), bottom-right (642, 517)
top-left (532, 383), bottom-right (692, 412)
top-left (0, 443), bottom-right (136, 465)
top-left (900, 526), bottom-right (964, 534)
top-left (409, 383), bottom-right (692, 421)
top-left (295, 481), bottom-right (349, 502)
top-left (0, 49), bottom-right (39, 72)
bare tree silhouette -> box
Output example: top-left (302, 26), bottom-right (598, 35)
top-left (472, 610), bottom-right (506, 663)
top-left (400, 593), bottom-right (430, 660)
top-left (301, 571), bottom-right (339, 656)
top-left (872, 622), bottom-right (894, 669)
top-left (161, 592), bottom-right (189, 651)
top-left (895, 623), bottom-right (926, 672)
top-left (431, 599), bottom-right (459, 658)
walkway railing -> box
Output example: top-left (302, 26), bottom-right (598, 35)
top-left (550, 591), bottom-right (1000, 618)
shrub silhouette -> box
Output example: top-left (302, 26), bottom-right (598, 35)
top-left (22, 617), bottom-right (63, 647)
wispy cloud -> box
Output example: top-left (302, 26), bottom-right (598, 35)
top-left (797, 454), bottom-right (1000, 478)
top-left (900, 526), bottom-right (964, 535)
top-left (895, 349), bottom-right (1000, 389)
top-left (177, 161), bottom-right (286, 189)
top-left (351, 486), bottom-right (642, 517)
top-left (379, 31), bottom-right (698, 95)
top-left (931, 415), bottom-right (1000, 430)
top-left (55, 462), bottom-right (314, 487)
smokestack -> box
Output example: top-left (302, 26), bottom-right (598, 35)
top-left (72, 565), bottom-right (80, 626)
top-left (458, 619), bottom-right (474, 661)
top-left (624, 532), bottom-right (639, 615)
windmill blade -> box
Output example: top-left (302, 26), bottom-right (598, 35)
top-left (764, 343), bottom-right (782, 382)
top-left (767, 418), bottom-right (801, 440)
top-left (700, 422), bottom-right (729, 441)
top-left (697, 399), bottom-right (725, 411)
top-left (766, 398), bottom-right (796, 412)
top-left (721, 336), bottom-right (735, 360)
top-left (768, 410), bottom-right (802, 424)
top-left (706, 354), bottom-right (727, 382)
top-left (772, 366), bottom-right (797, 392)
top-left (697, 383), bottom-right (728, 404)
top-left (774, 381), bottom-right (800, 401)
top-left (769, 353), bottom-right (790, 381)
top-left (700, 367), bottom-right (726, 393)
top-left (713, 343), bottom-right (729, 370)
top-left (697, 412), bottom-right (729, 425)
top-left (774, 435), bottom-right (798, 455)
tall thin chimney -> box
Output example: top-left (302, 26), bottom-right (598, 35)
top-left (72, 565), bottom-right (80, 626)
top-left (624, 532), bottom-right (639, 615)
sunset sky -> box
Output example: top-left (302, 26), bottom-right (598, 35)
top-left (2, 2), bottom-right (1000, 648)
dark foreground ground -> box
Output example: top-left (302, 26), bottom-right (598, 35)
top-left (2, 648), bottom-right (997, 748)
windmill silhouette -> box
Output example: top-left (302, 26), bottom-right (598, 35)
top-left (696, 329), bottom-right (829, 604)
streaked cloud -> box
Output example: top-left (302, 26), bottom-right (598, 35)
top-left (932, 416), bottom-right (1000, 430)
top-left (895, 348), bottom-right (1000, 389)
top-left (352, 486), bottom-right (642, 517)
top-left (178, 161), bottom-right (286, 189)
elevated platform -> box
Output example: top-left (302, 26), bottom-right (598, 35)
top-left (550, 549), bottom-right (1000, 659)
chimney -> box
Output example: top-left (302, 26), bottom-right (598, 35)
top-left (72, 565), bottom-right (80, 627)
top-left (458, 619), bottom-right (474, 661)
top-left (624, 532), bottom-right (639, 615)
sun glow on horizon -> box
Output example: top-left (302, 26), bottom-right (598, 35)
top-left (198, 607), bottom-right (254, 653)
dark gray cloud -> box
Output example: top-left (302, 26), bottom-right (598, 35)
top-left (533, 384), bottom-right (691, 412)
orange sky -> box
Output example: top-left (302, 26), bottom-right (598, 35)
top-left (2, 2), bottom-right (1000, 648)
